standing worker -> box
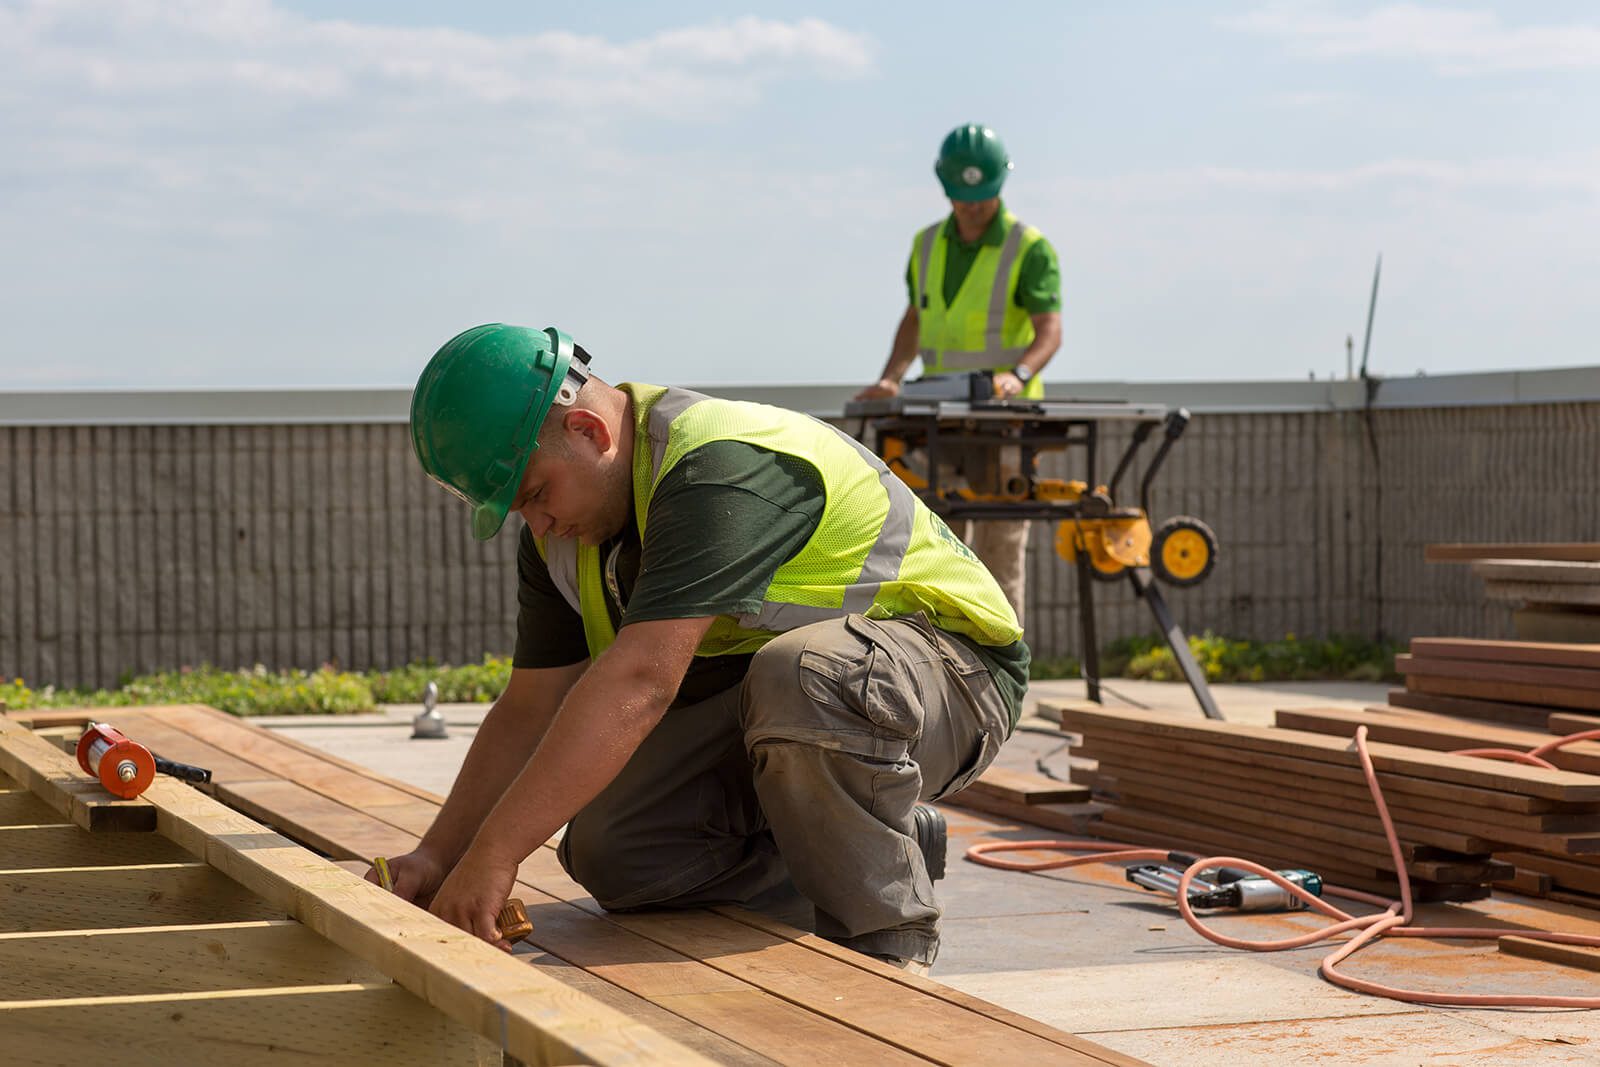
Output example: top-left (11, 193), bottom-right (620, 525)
top-left (856, 124), bottom-right (1063, 625)
top-left (378, 323), bottom-right (1030, 974)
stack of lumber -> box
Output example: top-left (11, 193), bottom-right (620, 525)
top-left (1276, 704), bottom-right (1600, 907)
top-left (1054, 703), bottom-right (1600, 903)
top-left (1391, 637), bottom-right (1600, 728)
top-left (1426, 542), bottom-right (1600, 643)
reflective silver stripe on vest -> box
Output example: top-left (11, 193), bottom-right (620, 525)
top-left (914, 223), bottom-right (939, 362)
top-left (644, 387), bottom-right (712, 478)
top-left (744, 422), bottom-right (917, 632)
top-left (541, 536), bottom-right (582, 615)
top-left (985, 220), bottom-right (1026, 358)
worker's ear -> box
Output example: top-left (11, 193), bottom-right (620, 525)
top-left (561, 407), bottom-right (615, 457)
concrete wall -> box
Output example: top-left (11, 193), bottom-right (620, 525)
top-left (3, 371), bottom-right (1597, 688)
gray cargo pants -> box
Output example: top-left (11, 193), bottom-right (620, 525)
top-left (557, 612), bottom-right (1013, 965)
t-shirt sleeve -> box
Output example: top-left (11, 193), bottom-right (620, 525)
top-left (1015, 236), bottom-right (1062, 314)
top-left (622, 440), bottom-right (825, 625)
top-left (905, 251), bottom-right (917, 308)
top-left (512, 524), bottom-right (591, 669)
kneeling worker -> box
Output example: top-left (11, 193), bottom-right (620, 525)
top-left (377, 323), bottom-right (1030, 972)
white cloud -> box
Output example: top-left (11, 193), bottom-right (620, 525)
top-left (1227, 3), bottom-right (1600, 74)
top-left (0, 2), bottom-right (876, 235)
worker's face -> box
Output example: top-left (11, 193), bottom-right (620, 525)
top-left (949, 197), bottom-right (1000, 233)
top-left (510, 410), bottom-right (631, 545)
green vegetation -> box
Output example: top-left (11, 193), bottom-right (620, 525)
top-left (1, 635), bottom-right (1392, 718)
top-left (1030, 632), bottom-right (1400, 684)
top-left (1, 655), bottom-right (514, 718)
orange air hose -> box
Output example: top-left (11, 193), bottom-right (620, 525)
top-left (965, 725), bottom-right (1600, 1007)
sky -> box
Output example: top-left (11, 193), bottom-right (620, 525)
top-left (1, 1), bottom-right (1597, 390)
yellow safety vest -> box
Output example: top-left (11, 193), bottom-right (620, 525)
top-left (536, 384), bottom-right (1021, 659)
top-left (911, 211), bottom-right (1045, 399)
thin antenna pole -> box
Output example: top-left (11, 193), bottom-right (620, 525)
top-left (1358, 254), bottom-right (1382, 378)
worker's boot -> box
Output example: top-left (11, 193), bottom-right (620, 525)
top-left (912, 803), bottom-right (947, 881)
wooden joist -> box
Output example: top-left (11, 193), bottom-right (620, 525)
top-left (0, 715), bottom-right (717, 1067)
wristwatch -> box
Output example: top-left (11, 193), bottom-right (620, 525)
top-left (1012, 364), bottom-right (1034, 385)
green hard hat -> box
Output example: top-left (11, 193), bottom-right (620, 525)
top-left (934, 123), bottom-right (1012, 202)
top-left (409, 323), bottom-right (585, 541)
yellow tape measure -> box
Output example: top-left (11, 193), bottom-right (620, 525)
top-left (373, 855), bottom-right (394, 892)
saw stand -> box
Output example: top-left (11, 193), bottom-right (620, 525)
top-left (845, 388), bottom-right (1224, 721)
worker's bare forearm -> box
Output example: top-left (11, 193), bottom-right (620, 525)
top-left (1018, 311), bottom-right (1062, 377)
top-left (462, 618), bottom-right (711, 870)
top-left (467, 661), bottom-right (675, 867)
top-left (418, 665), bottom-right (580, 865)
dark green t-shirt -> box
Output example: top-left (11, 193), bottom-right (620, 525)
top-left (513, 439), bottom-right (1030, 723)
top-left (904, 200), bottom-right (1062, 314)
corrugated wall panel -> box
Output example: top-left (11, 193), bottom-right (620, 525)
top-left (2, 404), bottom-right (1597, 688)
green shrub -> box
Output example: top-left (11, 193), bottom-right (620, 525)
top-left (365, 655), bottom-right (512, 704)
top-left (1031, 632), bottom-right (1400, 684)
top-left (2, 665), bottom-right (376, 717)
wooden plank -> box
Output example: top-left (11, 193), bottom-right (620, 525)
top-left (1473, 560), bottom-right (1600, 585)
top-left (1550, 712), bottom-right (1600, 736)
top-left (0, 716), bottom-right (155, 831)
top-left (0, 864), bottom-right (286, 932)
top-left (1397, 653), bottom-right (1600, 694)
top-left (1052, 702), bottom-right (1600, 801)
top-left (511, 847), bottom-right (1134, 1067)
top-left (142, 777), bottom-right (727, 1066)
top-left (0, 920), bottom-right (386, 998)
top-left (1274, 706), bottom-right (1600, 777)
top-left (217, 779), bottom-right (418, 861)
top-left (1411, 638), bottom-right (1600, 671)
top-left (0, 983), bottom-right (495, 1066)
top-left (1061, 715), bottom-right (1590, 813)
top-left (1494, 867), bottom-right (1552, 897)
top-left (594, 908), bottom-right (1125, 1067)
top-left (1497, 853), bottom-right (1600, 896)
top-left (106, 709), bottom-right (280, 787)
top-left (2, 708), bottom-right (97, 729)
top-left (517, 951), bottom-right (784, 1067)
top-left (1480, 579), bottom-right (1600, 607)
top-left (1497, 935), bottom-right (1600, 973)
top-left (949, 766), bottom-right (1089, 805)
top-left (0, 823), bottom-right (193, 869)
top-left (141, 704), bottom-right (426, 810)
top-left (1386, 688), bottom-right (1554, 730)
top-left (1407, 673), bottom-right (1600, 715)
top-left (715, 906), bottom-right (1149, 1067)
top-left (1425, 543), bottom-right (1600, 563)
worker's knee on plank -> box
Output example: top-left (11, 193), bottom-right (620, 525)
top-left (557, 813), bottom-right (674, 909)
top-left (741, 616), bottom-right (930, 758)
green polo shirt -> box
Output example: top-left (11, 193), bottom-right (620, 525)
top-left (904, 201), bottom-right (1062, 313)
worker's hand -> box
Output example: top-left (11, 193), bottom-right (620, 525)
top-left (993, 370), bottom-right (1025, 399)
top-left (365, 847), bottom-right (448, 907)
top-left (854, 378), bottom-right (900, 401)
top-left (429, 844), bottom-right (518, 952)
